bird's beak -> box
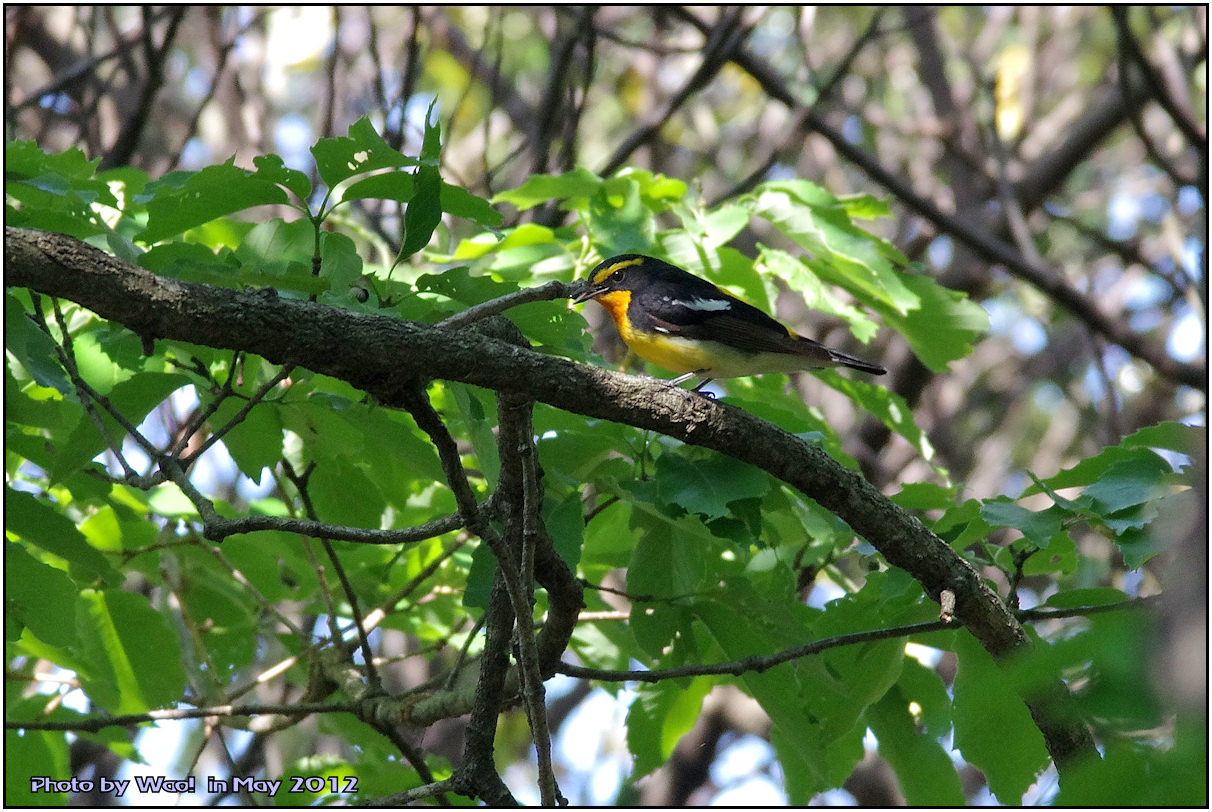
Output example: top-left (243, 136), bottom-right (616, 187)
top-left (570, 281), bottom-right (602, 304)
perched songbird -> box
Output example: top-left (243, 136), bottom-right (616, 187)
top-left (573, 254), bottom-right (885, 391)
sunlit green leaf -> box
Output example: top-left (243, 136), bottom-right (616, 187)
top-left (140, 159), bottom-right (290, 244)
top-left (75, 589), bottom-right (186, 714)
top-left (5, 541), bottom-right (79, 646)
top-left (311, 116), bottom-right (419, 189)
top-left (5, 489), bottom-right (120, 585)
top-left (440, 182), bottom-right (503, 227)
top-left (867, 686), bottom-right (965, 804)
top-left (627, 677), bottom-right (712, 779)
top-left (492, 167), bottom-right (603, 210)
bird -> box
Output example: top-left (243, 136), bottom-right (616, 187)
top-left (572, 254), bottom-right (885, 391)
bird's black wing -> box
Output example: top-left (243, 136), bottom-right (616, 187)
top-left (631, 278), bottom-right (811, 355)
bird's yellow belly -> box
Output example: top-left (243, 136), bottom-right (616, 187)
top-left (596, 290), bottom-right (813, 378)
top-left (621, 330), bottom-right (805, 378)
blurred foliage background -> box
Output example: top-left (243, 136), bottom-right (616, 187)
top-left (5, 5), bottom-right (1206, 805)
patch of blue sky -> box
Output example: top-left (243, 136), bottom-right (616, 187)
top-left (927, 235), bottom-right (953, 270)
top-left (1166, 305), bottom-right (1204, 363)
top-left (1106, 191), bottom-right (1141, 241)
top-left (552, 686), bottom-right (635, 805)
top-left (710, 734), bottom-right (776, 786)
top-left (273, 113), bottom-right (313, 173)
top-left (711, 776), bottom-right (788, 806)
top-left (1182, 235), bottom-right (1204, 282)
top-left (1176, 185), bottom-right (1204, 216)
top-left (982, 296), bottom-right (1047, 355)
top-left (179, 137), bottom-right (212, 170)
top-left (184, 67), bottom-right (211, 101)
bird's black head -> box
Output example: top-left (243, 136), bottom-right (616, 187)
top-left (573, 254), bottom-right (685, 302)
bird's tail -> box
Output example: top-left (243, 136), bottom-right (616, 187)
top-left (827, 348), bottom-right (886, 375)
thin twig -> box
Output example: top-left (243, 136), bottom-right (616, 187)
top-left (367, 777), bottom-right (458, 807)
top-left (180, 363), bottom-right (295, 468)
top-left (284, 461), bottom-right (382, 694)
top-left (191, 507), bottom-right (469, 545)
top-left (437, 280), bottom-right (583, 329)
top-left (5, 700), bottom-right (360, 733)
top-left (557, 596), bottom-right (1158, 684)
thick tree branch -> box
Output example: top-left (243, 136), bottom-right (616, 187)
top-left (4, 225), bottom-right (1096, 769)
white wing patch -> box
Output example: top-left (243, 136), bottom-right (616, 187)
top-left (668, 295), bottom-right (732, 312)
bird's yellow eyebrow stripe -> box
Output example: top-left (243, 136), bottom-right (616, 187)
top-left (591, 256), bottom-right (645, 285)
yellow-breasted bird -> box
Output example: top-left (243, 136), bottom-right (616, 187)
top-left (573, 254), bottom-right (886, 391)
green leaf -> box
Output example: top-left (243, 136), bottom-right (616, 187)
top-left (397, 164), bottom-right (442, 264)
top-left (1027, 423), bottom-right (1198, 495)
top-left (1121, 421), bottom-right (1204, 456)
top-left (5, 541), bottom-right (79, 646)
top-left (625, 514), bottom-right (712, 660)
top-left (5, 700), bottom-right (71, 804)
top-left (311, 116), bottom-right (419, 189)
top-left (308, 459), bottom-right (386, 528)
top-left (415, 265), bottom-right (517, 307)
top-left (139, 159), bottom-right (290, 243)
top-left (837, 192), bottom-right (893, 220)
top-left (251, 153), bottom-right (312, 201)
top-left (580, 499), bottom-right (641, 574)
top-left (234, 217), bottom-right (316, 274)
top-left (544, 490), bottom-right (586, 571)
top-left (5, 141), bottom-right (114, 238)
top-left (445, 383), bottom-right (500, 490)
top-left (224, 531), bottom-right (318, 601)
top-left (6, 141), bottom-right (107, 194)
top-left (172, 548), bottom-right (260, 673)
top-left (694, 598), bottom-right (841, 803)
top-left (626, 677), bottom-right (713, 779)
top-left (146, 482), bottom-right (199, 517)
top-left (1079, 456), bottom-right (1177, 516)
top-left (318, 230), bottom-right (364, 294)
top-left (817, 370), bottom-right (939, 470)
top-left (653, 448), bottom-right (770, 520)
top-left (951, 633), bottom-right (1049, 803)
top-left (440, 182), bottom-right (503, 227)
top-left (5, 489), bottom-right (119, 585)
top-left (75, 589), bottom-right (187, 714)
top-left (5, 293), bottom-right (73, 395)
top-left (877, 272), bottom-right (989, 371)
top-left (867, 686), bottom-right (965, 804)
top-left (419, 98), bottom-right (442, 162)
top-left (747, 181), bottom-right (917, 314)
top-left (589, 180), bottom-right (655, 255)
top-left (1055, 715), bottom-right (1206, 805)
top-left (217, 400), bottom-right (284, 483)
top-left (1010, 612), bottom-right (1162, 732)
top-left (894, 654), bottom-right (953, 738)
top-left (1042, 587), bottom-right (1129, 609)
top-left (138, 239), bottom-right (242, 286)
top-left (758, 247), bottom-right (880, 341)
top-left (890, 481), bottom-right (958, 511)
top-left (340, 171), bottom-right (416, 205)
top-left (492, 167), bottom-right (604, 211)
top-left (979, 499), bottom-right (1066, 547)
